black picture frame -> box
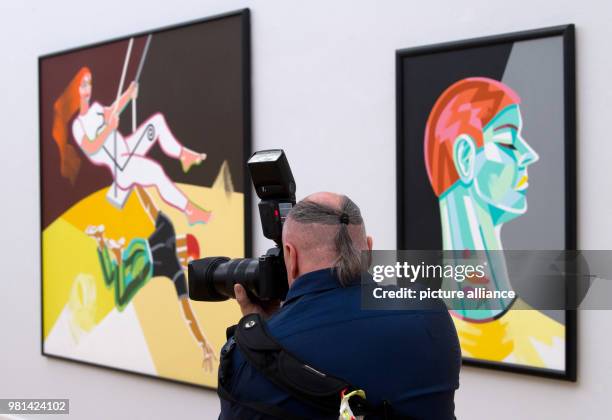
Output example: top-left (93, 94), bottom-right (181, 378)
top-left (396, 25), bottom-right (577, 381)
top-left (39, 8), bottom-right (252, 390)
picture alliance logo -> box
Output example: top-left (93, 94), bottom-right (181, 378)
top-left (371, 261), bottom-right (488, 283)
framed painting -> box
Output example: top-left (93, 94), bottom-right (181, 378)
top-left (396, 25), bottom-right (576, 380)
top-left (40, 9), bottom-right (251, 388)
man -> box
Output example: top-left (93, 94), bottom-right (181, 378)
top-left (219, 192), bottom-right (460, 419)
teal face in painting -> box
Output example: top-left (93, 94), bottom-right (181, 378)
top-left (451, 104), bottom-right (539, 224)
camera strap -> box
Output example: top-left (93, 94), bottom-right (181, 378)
top-left (219, 313), bottom-right (398, 420)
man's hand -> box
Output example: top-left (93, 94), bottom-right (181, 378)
top-left (234, 284), bottom-right (281, 319)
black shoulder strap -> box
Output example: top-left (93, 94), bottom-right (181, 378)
top-left (234, 313), bottom-right (350, 415)
top-left (217, 380), bottom-right (309, 420)
top-left (219, 313), bottom-right (405, 419)
top-left (218, 327), bottom-right (308, 420)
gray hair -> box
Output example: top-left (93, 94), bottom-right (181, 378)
top-left (287, 196), bottom-right (365, 285)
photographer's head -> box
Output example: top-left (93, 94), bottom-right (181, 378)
top-left (231, 192), bottom-right (371, 318)
top-left (282, 192), bottom-right (373, 286)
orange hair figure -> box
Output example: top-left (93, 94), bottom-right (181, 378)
top-left (424, 77), bottom-right (520, 197)
top-left (52, 67), bottom-right (90, 185)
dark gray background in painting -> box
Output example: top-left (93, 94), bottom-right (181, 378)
top-left (501, 37), bottom-right (565, 250)
top-left (128, 15), bottom-right (246, 192)
top-left (500, 37), bottom-right (566, 325)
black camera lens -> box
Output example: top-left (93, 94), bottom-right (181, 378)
top-left (188, 257), bottom-right (260, 301)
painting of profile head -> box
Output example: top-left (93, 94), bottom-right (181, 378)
top-left (397, 26), bottom-right (576, 379)
top-left (39, 10), bottom-right (251, 388)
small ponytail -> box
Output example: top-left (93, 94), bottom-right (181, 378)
top-left (333, 198), bottom-right (364, 285)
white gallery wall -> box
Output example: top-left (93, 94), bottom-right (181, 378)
top-left (1, 0), bottom-right (611, 418)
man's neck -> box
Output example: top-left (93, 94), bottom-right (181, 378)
top-left (289, 263), bottom-right (336, 288)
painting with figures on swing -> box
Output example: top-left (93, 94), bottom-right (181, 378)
top-left (39, 10), bottom-right (251, 388)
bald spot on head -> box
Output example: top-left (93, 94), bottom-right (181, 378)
top-left (282, 192), bottom-right (368, 271)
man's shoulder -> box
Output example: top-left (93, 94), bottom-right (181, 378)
top-left (222, 287), bottom-right (459, 419)
top-left (266, 284), bottom-right (362, 336)
top-left (266, 283), bottom-right (449, 340)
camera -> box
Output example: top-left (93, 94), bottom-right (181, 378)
top-left (187, 149), bottom-right (296, 302)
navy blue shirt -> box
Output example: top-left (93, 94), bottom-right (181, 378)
top-left (219, 268), bottom-right (460, 419)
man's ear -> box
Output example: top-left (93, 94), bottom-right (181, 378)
top-left (366, 236), bottom-right (373, 251)
top-left (283, 242), bottom-right (299, 283)
top-left (453, 134), bottom-right (476, 184)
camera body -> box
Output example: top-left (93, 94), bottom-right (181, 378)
top-left (188, 149), bottom-right (296, 302)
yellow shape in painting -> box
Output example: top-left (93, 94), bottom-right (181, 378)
top-left (132, 278), bottom-right (241, 387)
top-left (62, 187), bottom-right (153, 242)
top-left (453, 299), bottom-right (565, 368)
top-left (44, 175), bottom-right (245, 386)
top-left (43, 186), bottom-right (155, 339)
top-left (42, 218), bottom-right (115, 339)
top-left (454, 314), bottom-right (514, 361)
top-left (131, 183), bottom-right (244, 387)
top-left (68, 273), bottom-right (97, 342)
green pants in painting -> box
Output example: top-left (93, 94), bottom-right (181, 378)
top-left (97, 238), bottom-right (153, 311)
